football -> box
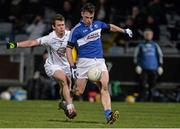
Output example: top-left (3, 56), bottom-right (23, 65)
top-left (0, 91), bottom-right (11, 100)
top-left (87, 67), bottom-right (102, 81)
top-left (125, 95), bottom-right (135, 104)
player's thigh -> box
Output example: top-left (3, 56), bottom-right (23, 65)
top-left (45, 62), bottom-right (71, 76)
top-left (45, 64), bottom-right (70, 84)
top-left (75, 79), bottom-right (88, 94)
top-left (76, 58), bottom-right (107, 79)
top-left (148, 70), bottom-right (158, 87)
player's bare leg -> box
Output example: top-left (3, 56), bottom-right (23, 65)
top-left (53, 70), bottom-right (77, 119)
top-left (99, 71), bottom-right (111, 109)
top-left (99, 71), bottom-right (119, 124)
top-left (54, 71), bottom-right (72, 104)
top-left (73, 79), bottom-right (87, 96)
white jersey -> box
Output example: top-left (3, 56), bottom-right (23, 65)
top-left (36, 30), bottom-right (70, 77)
top-left (37, 30), bottom-right (70, 66)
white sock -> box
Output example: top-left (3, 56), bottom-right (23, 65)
top-left (67, 104), bottom-right (74, 110)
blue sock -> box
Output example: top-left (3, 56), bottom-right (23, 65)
top-left (104, 109), bottom-right (112, 120)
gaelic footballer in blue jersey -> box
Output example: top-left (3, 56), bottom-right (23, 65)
top-left (66, 3), bottom-right (132, 124)
top-left (134, 29), bottom-right (163, 101)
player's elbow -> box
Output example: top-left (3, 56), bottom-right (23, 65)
top-left (66, 47), bottom-right (70, 53)
top-left (66, 47), bottom-right (71, 54)
top-left (27, 40), bottom-right (39, 47)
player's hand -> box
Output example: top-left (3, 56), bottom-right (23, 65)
top-left (135, 65), bottom-right (142, 74)
top-left (7, 41), bottom-right (17, 49)
top-left (157, 66), bottom-right (163, 76)
top-left (124, 28), bottom-right (133, 38)
top-left (70, 65), bottom-right (77, 79)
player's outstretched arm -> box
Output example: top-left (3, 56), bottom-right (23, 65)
top-left (7, 40), bottom-right (40, 49)
top-left (109, 24), bottom-right (133, 38)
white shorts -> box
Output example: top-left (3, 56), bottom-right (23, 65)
top-left (76, 58), bottom-right (108, 79)
top-left (44, 63), bottom-right (71, 77)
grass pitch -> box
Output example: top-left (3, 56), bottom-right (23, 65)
top-left (0, 100), bottom-right (180, 128)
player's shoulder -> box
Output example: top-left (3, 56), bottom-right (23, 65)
top-left (47, 31), bottom-right (55, 38)
top-left (153, 41), bottom-right (160, 48)
top-left (65, 30), bottom-right (71, 35)
top-left (44, 31), bottom-right (60, 42)
top-left (71, 22), bottom-right (82, 32)
top-left (151, 40), bottom-right (158, 44)
top-left (37, 31), bottom-right (52, 41)
top-left (37, 31), bottom-right (53, 45)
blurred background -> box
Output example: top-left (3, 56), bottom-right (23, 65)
top-left (0, 0), bottom-right (180, 102)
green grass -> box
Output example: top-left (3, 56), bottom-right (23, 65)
top-left (0, 100), bottom-right (180, 128)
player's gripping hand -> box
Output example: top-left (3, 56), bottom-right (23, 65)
top-left (7, 41), bottom-right (17, 49)
top-left (70, 65), bottom-right (77, 79)
top-left (124, 28), bottom-right (133, 38)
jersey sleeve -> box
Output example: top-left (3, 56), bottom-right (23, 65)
top-left (98, 21), bottom-right (110, 31)
top-left (36, 35), bottom-right (50, 46)
top-left (134, 44), bottom-right (141, 65)
top-left (67, 28), bottom-right (78, 48)
top-left (99, 21), bottom-right (109, 29)
top-left (155, 43), bottom-right (163, 65)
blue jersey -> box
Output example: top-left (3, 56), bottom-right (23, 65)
top-left (68, 20), bottom-right (109, 58)
top-left (134, 41), bottom-right (163, 70)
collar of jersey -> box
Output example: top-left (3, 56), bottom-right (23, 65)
top-left (52, 30), bottom-right (67, 40)
top-left (80, 20), bottom-right (94, 27)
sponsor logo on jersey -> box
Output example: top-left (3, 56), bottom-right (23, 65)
top-left (142, 45), bottom-right (155, 56)
top-left (57, 47), bottom-right (66, 57)
top-left (86, 32), bottom-right (100, 40)
top-left (77, 29), bottom-right (101, 46)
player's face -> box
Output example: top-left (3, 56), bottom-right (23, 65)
top-left (81, 11), bottom-right (94, 26)
top-left (53, 20), bottom-right (65, 35)
top-left (144, 31), bottom-right (153, 41)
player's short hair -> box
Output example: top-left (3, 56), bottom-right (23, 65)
top-left (51, 14), bottom-right (65, 26)
top-left (81, 3), bottom-right (95, 14)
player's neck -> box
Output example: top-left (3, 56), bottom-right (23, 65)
top-left (56, 31), bottom-right (65, 38)
top-left (145, 39), bottom-right (152, 42)
top-left (82, 20), bottom-right (91, 26)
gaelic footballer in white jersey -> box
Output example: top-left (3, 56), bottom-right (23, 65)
top-left (7, 14), bottom-right (77, 119)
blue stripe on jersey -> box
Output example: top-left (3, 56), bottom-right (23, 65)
top-left (68, 20), bottom-right (108, 58)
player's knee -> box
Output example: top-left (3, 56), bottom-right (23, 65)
top-left (101, 85), bottom-right (108, 91)
top-left (100, 81), bottom-right (109, 91)
top-left (74, 88), bottom-right (84, 96)
top-left (75, 90), bottom-right (83, 96)
top-left (59, 80), bottom-right (68, 87)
